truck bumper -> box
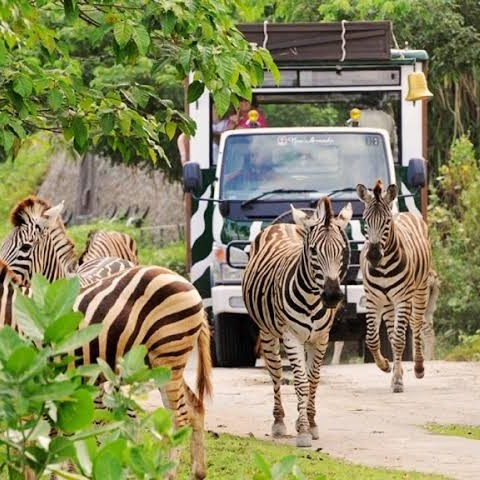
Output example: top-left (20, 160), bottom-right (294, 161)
top-left (211, 284), bottom-right (367, 316)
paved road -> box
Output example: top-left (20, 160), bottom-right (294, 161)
top-left (150, 360), bottom-right (480, 480)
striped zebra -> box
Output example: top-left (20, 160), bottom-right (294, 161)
top-left (0, 258), bottom-right (212, 479)
top-left (79, 230), bottom-right (139, 265)
top-left (0, 197), bottom-right (212, 478)
top-left (0, 197), bottom-right (136, 288)
top-left (357, 180), bottom-right (433, 393)
top-left (242, 198), bottom-right (352, 447)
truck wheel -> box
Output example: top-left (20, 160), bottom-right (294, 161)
top-left (364, 321), bottom-right (413, 362)
top-left (214, 313), bottom-right (258, 367)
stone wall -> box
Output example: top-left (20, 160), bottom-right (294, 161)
top-left (37, 152), bottom-right (186, 238)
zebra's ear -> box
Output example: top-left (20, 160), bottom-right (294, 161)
top-left (39, 201), bottom-right (65, 229)
top-left (384, 184), bottom-right (398, 203)
top-left (356, 184), bottom-right (373, 203)
top-left (336, 202), bottom-right (352, 229)
top-left (291, 204), bottom-right (315, 229)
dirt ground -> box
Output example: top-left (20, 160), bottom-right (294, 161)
top-left (150, 359), bottom-right (480, 480)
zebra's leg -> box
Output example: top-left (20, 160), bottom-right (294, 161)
top-left (330, 341), bottom-right (344, 365)
top-left (365, 305), bottom-right (391, 373)
top-left (185, 384), bottom-right (207, 480)
top-left (283, 331), bottom-right (311, 447)
top-left (412, 288), bottom-right (430, 379)
top-left (260, 331), bottom-right (287, 438)
top-left (390, 302), bottom-right (411, 393)
top-left (160, 373), bottom-right (206, 480)
top-left (423, 272), bottom-right (439, 361)
top-left (305, 339), bottom-right (329, 440)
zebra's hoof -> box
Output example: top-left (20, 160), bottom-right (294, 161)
top-left (379, 360), bottom-right (391, 373)
top-left (272, 420), bottom-right (287, 437)
top-left (296, 432), bottom-right (312, 447)
top-left (310, 425), bottom-right (319, 440)
top-left (414, 364), bottom-right (425, 379)
top-left (391, 379), bottom-right (404, 393)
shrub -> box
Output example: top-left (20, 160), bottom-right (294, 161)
top-left (0, 274), bottom-right (185, 479)
top-left (429, 135), bottom-right (480, 344)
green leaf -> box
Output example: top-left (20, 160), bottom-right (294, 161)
top-left (14, 293), bottom-right (45, 341)
top-left (271, 455), bottom-right (297, 479)
top-left (152, 408), bottom-right (173, 435)
top-left (114, 22), bottom-right (133, 48)
top-left (44, 311), bottom-right (84, 344)
top-left (149, 366), bottom-right (171, 387)
top-left (171, 425), bottom-right (190, 446)
top-left (64, 0), bottom-right (79, 22)
top-left (91, 24), bottom-right (112, 46)
top-left (254, 453), bottom-right (272, 478)
top-left (53, 324), bottom-right (103, 356)
top-left (48, 90), bottom-right (63, 111)
top-left (45, 276), bottom-right (81, 319)
top-left (0, 40), bottom-right (8, 66)
top-left (100, 112), bottom-right (115, 135)
top-left (120, 345), bottom-right (147, 378)
top-left (0, 327), bottom-right (26, 364)
top-left (72, 116), bottom-right (88, 153)
top-left (13, 75), bottom-right (33, 98)
top-left (96, 358), bottom-right (116, 383)
top-left (160, 11), bottom-right (177, 35)
top-left (29, 381), bottom-right (77, 403)
top-left (3, 130), bottom-right (14, 153)
top-left (165, 122), bottom-right (176, 140)
top-left (187, 80), bottom-right (205, 103)
top-left (212, 89), bottom-right (231, 117)
top-left (49, 436), bottom-right (76, 463)
top-left (58, 388), bottom-right (95, 433)
top-left (5, 345), bottom-right (37, 375)
top-left (93, 439), bottom-right (126, 480)
top-left (132, 25), bottom-right (150, 55)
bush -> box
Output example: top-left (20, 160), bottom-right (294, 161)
top-left (0, 274), bottom-right (186, 479)
top-left (429, 135), bottom-right (480, 344)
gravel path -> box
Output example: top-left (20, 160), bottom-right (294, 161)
top-left (173, 360), bottom-right (480, 479)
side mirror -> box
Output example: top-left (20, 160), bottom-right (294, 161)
top-left (407, 158), bottom-right (426, 188)
top-left (183, 162), bottom-right (203, 196)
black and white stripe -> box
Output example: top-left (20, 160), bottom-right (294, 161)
top-left (357, 180), bottom-right (433, 392)
top-left (242, 197), bottom-right (352, 447)
top-left (79, 230), bottom-right (139, 265)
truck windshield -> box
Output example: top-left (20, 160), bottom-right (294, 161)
top-left (220, 132), bottom-right (390, 201)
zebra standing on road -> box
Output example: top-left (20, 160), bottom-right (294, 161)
top-left (79, 230), bottom-right (139, 265)
top-left (357, 180), bottom-right (433, 393)
top-left (242, 197), bottom-right (352, 447)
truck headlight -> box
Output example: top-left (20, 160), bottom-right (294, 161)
top-left (212, 243), bottom-right (244, 284)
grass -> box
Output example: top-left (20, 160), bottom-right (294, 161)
top-left (443, 333), bottom-right (480, 362)
top-left (178, 432), bottom-right (450, 480)
top-left (424, 423), bottom-right (480, 441)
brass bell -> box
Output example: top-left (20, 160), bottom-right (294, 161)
top-left (405, 72), bottom-right (433, 102)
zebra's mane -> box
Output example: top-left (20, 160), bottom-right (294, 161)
top-left (10, 196), bottom-right (52, 228)
top-left (373, 180), bottom-right (383, 201)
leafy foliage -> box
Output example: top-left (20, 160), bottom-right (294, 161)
top-left (429, 135), bottom-right (480, 342)
top-left (0, 0), bottom-right (279, 171)
top-left (0, 273), bottom-right (184, 478)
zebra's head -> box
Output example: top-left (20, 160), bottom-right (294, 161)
top-left (291, 197), bottom-right (352, 309)
top-left (0, 197), bottom-right (65, 283)
top-left (356, 179), bottom-right (398, 268)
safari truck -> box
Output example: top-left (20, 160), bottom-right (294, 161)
top-left (182, 21), bottom-right (431, 367)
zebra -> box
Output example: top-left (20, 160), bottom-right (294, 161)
top-left (356, 180), bottom-right (433, 393)
top-left (0, 197), bottom-right (136, 287)
top-left (78, 230), bottom-right (139, 265)
top-left (0, 257), bottom-right (212, 480)
top-left (242, 197), bottom-right (352, 447)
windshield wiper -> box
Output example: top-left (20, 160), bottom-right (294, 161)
top-left (327, 187), bottom-right (358, 197)
top-left (241, 189), bottom-right (320, 208)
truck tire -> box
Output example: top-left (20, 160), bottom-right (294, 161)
top-left (364, 321), bottom-right (413, 362)
top-left (214, 313), bottom-right (258, 368)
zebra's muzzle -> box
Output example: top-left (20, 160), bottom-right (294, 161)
top-left (322, 278), bottom-right (344, 309)
top-left (366, 243), bottom-right (383, 267)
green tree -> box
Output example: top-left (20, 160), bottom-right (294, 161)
top-left (0, 0), bottom-right (279, 174)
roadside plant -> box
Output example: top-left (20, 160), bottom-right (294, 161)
top-left (253, 453), bottom-right (326, 480)
top-left (0, 274), bottom-right (185, 479)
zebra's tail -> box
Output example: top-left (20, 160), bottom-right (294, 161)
top-left (194, 313), bottom-right (213, 411)
top-left (423, 270), bottom-right (440, 360)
